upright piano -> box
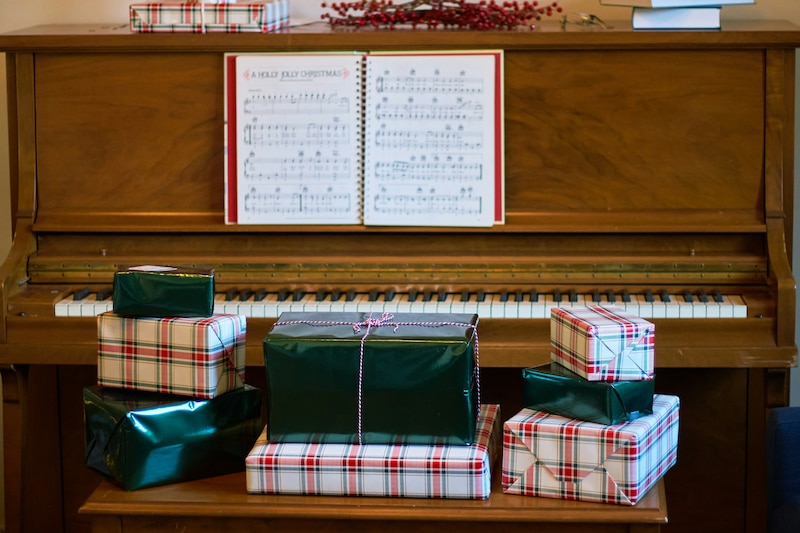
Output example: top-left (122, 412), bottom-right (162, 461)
top-left (0, 19), bottom-right (798, 533)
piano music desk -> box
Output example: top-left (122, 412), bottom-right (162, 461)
top-left (79, 473), bottom-right (668, 533)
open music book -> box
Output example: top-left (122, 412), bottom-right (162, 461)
top-left (224, 51), bottom-right (504, 226)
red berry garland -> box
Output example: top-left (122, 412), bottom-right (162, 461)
top-left (321, 0), bottom-right (562, 30)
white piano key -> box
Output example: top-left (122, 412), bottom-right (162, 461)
top-left (676, 295), bottom-right (695, 319)
top-left (726, 295), bottom-right (747, 318)
top-left (633, 295), bottom-right (653, 319)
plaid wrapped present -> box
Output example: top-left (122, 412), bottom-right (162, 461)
top-left (113, 265), bottom-right (215, 318)
top-left (84, 384), bottom-right (263, 490)
top-left (522, 363), bottom-right (654, 425)
top-left (502, 394), bottom-right (679, 505)
top-left (264, 312), bottom-right (480, 445)
top-left (245, 404), bottom-right (500, 499)
top-left (130, 1), bottom-right (290, 33)
top-left (551, 305), bottom-right (655, 381)
top-left (97, 312), bottom-right (245, 398)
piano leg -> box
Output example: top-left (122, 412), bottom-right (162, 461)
top-left (1, 364), bottom-right (23, 533)
top-left (1, 364), bottom-right (73, 533)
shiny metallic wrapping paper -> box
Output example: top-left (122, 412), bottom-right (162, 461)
top-left (83, 384), bottom-right (262, 490)
top-left (264, 312), bottom-right (480, 445)
top-left (522, 363), bottom-right (654, 425)
top-left (112, 265), bottom-right (215, 317)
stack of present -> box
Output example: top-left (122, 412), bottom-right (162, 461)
top-left (503, 305), bottom-right (680, 505)
top-left (245, 311), bottom-right (501, 499)
top-left (129, 0), bottom-right (291, 33)
top-left (84, 265), bottom-right (263, 490)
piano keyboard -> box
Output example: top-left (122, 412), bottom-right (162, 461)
top-left (54, 288), bottom-right (748, 319)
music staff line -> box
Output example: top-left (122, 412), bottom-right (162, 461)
top-left (373, 75), bottom-right (485, 94)
top-left (374, 101), bottom-right (484, 122)
top-left (243, 93), bottom-right (352, 115)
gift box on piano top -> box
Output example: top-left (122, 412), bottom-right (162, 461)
top-left (263, 312), bottom-right (480, 445)
top-left (246, 403), bottom-right (500, 499)
top-left (113, 265), bottom-right (215, 318)
top-left (83, 384), bottom-right (263, 491)
top-left (551, 305), bottom-right (655, 381)
top-left (522, 363), bottom-right (654, 425)
top-left (129, 1), bottom-right (290, 33)
top-left (502, 394), bottom-right (679, 505)
top-left (97, 312), bottom-right (246, 398)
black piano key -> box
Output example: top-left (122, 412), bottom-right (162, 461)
top-left (383, 289), bottom-right (396, 302)
top-left (423, 289), bottom-right (433, 302)
top-left (621, 289), bottom-right (631, 303)
top-left (96, 287), bottom-right (113, 301)
top-left (438, 290), bottom-right (448, 302)
top-left (316, 289), bottom-right (328, 302)
top-left (254, 289), bottom-right (268, 302)
top-left (225, 287), bottom-right (239, 301)
top-left (552, 289), bottom-right (562, 303)
top-left (499, 290), bottom-right (509, 303)
top-left (592, 289), bottom-right (601, 303)
top-left (530, 289), bottom-right (539, 303)
top-left (698, 289), bottom-right (709, 303)
top-left (569, 289), bottom-right (578, 303)
top-left (330, 289), bottom-right (342, 302)
top-left (292, 290), bottom-right (306, 302)
top-left (239, 289), bottom-right (253, 302)
top-left (713, 289), bottom-right (724, 303)
top-left (408, 289), bottom-right (418, 303)
top-left (277, 289), bottom-right (290, 302)
top-left (607, 289), bottom-right (616, 304)
top-left (72, 287), bottom-right (91, 301)
top-left (645, 289), bottom-right (655, 303)
top-left (346, 289), bottom-right (357, 302)
top-left (368, 289), bottom-right (380, 302)
top-left (476, 290), bottom-right (486, 302)
top-left (515, 289), bottom-right (524, 302)
top-left (460, 289), bottom-right (470, 303)
top-left (683, 290), bottom-right (694, 303)
top-left (660, 289), bottom-right (671, 303)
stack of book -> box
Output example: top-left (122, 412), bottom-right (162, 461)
top-left (600, 0), bottom-right (755, 30)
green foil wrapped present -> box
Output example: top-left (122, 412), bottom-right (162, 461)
top-left (112, 265), bottom-right (215, 317)
top-left (264, 312), bottom-right (480, 445)
top-left (83, 385), bottom-right (262, 490)
top-left (522, 363), bottom-right (654, 425)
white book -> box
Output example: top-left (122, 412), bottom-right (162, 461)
top-left (224, 50), bottom-right (505, 227)
top-left (602, 0), bottom-right (751, 7)
top-left (632, 7), bottom-right (721, 29)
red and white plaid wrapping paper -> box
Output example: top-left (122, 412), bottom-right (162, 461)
top-left (502, 394), bottom-right (678, 505)
top-left (97, 312), bottom-right (246, 398)
top-left (551, 305), bottom-right (655, 381)
top-left (245, 404), bottom-right (500, 499)
top-left (130, 1), bottom-right (290, 33)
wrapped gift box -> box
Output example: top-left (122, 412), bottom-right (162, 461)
top-left (84, 384), bottom-right (263, 491)
top-left (502, 394), bottom-right (679, 505)
top-left (522, 363), bottom-right (654, 425)
top-left (264, 312), bottom-right (479, 445)
top-left (98, 312), bottom-right (245, 398)
top-left (113, 265), bottom-right (215, 318)
top-left (551, 306), bottom-right (655, 381)
top-left (246, 404), bottom-right (500, 499)
top-left (130, 1), bottom-right (290, 33)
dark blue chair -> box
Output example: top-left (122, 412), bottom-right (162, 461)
top-left (767, 407), bottom-right (800, 533)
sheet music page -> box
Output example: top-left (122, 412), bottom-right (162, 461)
top-left (363, 52), bottom-right (502, 227)
top-left (232, 54), bottom-right (363, 224)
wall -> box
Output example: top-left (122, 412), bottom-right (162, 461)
top-left (0, 1), bottom-right (799, 530)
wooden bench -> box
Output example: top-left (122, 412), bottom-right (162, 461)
top-left (79, 472), bottom-right (667, 533)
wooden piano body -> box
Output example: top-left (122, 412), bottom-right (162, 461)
top-left (0, 20), bottom-right (798, 533)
